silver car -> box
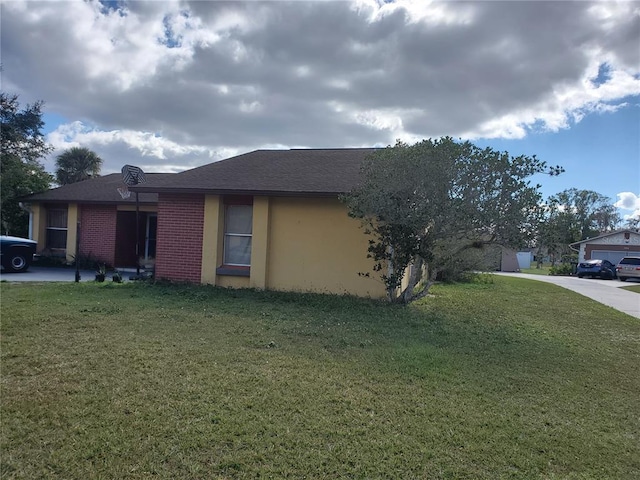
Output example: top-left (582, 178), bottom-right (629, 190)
top-left (616, 257), bottom-right (640, 281)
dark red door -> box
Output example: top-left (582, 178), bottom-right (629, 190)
top-left (114, 211), bottom-right (138, 267)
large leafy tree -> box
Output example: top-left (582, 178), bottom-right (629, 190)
top-left (537, 207), bottom-right (577, 265)
top-left (1, 93), bottom-right (53, 236)
top-left (55, 146), bottom-right (103, 185)
top-left (344, 137), bottom-right (562, 303)
top-left (539, 189), bottom-right (621, 264)
top-left (548, 189), bottom-right (620, 239)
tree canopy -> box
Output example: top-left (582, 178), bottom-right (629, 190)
top-left (1, 93), bottom-right (53, 236)
top-left (344, 137), bottom-right (563, 303)
top-left (538, 188), bottom-right (621, 263)
top-left (55, 146), bottom-right (103, 185)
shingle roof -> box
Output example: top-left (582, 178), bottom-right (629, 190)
top-left (132, 149), bottom-right (378, 196)
top-left (23, 173), bottom-right (172, 204)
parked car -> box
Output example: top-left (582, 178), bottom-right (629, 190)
top-left (616, 256), bottom-right (640, 281)
top-left (0, 235), bottom-right (37, 273)
top-left (576, 259), bottom-right (617, 279)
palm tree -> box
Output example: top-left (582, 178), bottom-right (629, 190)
top-left (55, 147), bottom-right (103, 185)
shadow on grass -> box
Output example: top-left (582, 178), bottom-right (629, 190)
top-left (121, 279), bottom-right (588, 383)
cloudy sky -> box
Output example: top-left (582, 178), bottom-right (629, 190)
top-left (2, 0), bottom-right (639, 218)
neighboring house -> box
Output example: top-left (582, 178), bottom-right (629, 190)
top-left (22, 173), bottom-right (172, 267)
top-left (127, 148), bottom-right (386, 297)
top-left (570, 230), bottom-right (640, 264)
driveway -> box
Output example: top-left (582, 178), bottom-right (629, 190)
top-left (0, 266), bottom-right (131, 283)
top-left (495, 272), bottom-right (640, 319)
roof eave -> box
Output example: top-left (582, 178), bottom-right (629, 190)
top-left (21, 198), bottom-right (159, 205)
top-left (130, 186), bottom-right (349, 198)
top-left (569, 229), bottom-right (639, 246)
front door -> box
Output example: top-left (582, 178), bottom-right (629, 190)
top-left (114, 211), bottom-right (156, 268)
top-left (114, 211), bottom-right (138, 267)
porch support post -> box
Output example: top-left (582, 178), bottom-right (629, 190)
top-left (31, 203), bottom-right (46, 252)
top-left (65, 203), bottom-right (79, 263)
top-left (201, 195), bottom-right (223, 285)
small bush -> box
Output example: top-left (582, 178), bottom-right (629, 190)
top-left (73, 253), bottom-right (113, 271)
top-left (549, 263), bottom-right (574, 276)
top-left (35, 252), bottom-right (68, 267)
top-left (437, 247), bottom-right (490, 283)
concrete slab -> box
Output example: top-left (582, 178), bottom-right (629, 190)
top-left (0, 266), bottom-right (125, 283)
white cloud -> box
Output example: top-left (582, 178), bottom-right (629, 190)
top-left (615, 192), bottom-right (640, 220)
top-left (45, 121), bottom-right (230, 174)
top-left (1, 0), bottom-right (638, 170)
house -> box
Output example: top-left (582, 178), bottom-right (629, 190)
top-left (570, 230), bottom-right (640, 264)
top-left (22, 173), bottom-right (172, 267)
top-left (129, 148), bottom-right (385, 297)
top-left (25, 149), bottom-right (387, 297)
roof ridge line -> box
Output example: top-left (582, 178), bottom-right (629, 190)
top-left (288, 147), bottom-right (378, 151)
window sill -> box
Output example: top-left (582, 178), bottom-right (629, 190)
top-left (216, 266), bottom-right (250, 277)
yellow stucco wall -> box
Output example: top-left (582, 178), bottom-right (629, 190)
top-left (249, 196), bottom-right (270, 289)
top-left (217, 275), bottom-right (251, 289)
top-left (201, 195), bottom-right (223, 285)
top-left (198, 195), bottom-right (383, 297)
top-left (30, 203), bottom-right (47, 252)
top-left (64, 203), bottom-right (79, 262)
top-left (266, 197), bottom-right (384, 298)
top-left (31, 202), bottom-right (77, 259)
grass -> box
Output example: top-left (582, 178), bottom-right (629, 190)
top-left (2, 277), bottom-right (639, 479)
top-left (620, 284), bottom-right (640, 294)
top-left (519, 265), bottom-right (551, 275)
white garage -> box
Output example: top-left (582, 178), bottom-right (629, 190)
top-left (570, 230), bottom-right (640, 263)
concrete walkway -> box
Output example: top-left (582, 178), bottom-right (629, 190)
top-left (494, 272), bottom-right (640, 319)
top-left (0, 266), bottom-right (139, 283)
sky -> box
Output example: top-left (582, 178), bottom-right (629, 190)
top-left (2, 0), bottom-right (639, 219)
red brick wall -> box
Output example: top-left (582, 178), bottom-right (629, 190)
top-left (80, 205), bottom-right (117, 266)
top-left (155, 194), bottom-right (205, 283)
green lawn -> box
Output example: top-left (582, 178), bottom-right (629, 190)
top-left (620, 284), bottom-right (640, 293)
top-left (519, 265), bottom-right (552, 275)
top-left (2, 277), bottom-right (639, 479)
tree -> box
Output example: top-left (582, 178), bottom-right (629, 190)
top-left (343, 137), bottom-right (562, 303)
top-left (539, 189), bottom-right (621, 264)
top-left (1, 93), bottom-right (53, 236)
top-left (625, 216), bottom-right (640, 230)
top-left (537, 189), bottom-right (621, 266)
top-left (55, 146), bottom-right (103, 185)
top-left (592, 203), bottom-right (621, 233)
top-left (547, 189), bottom-right (619, 238)
top-left (537, 206), bottom-right (576, 265)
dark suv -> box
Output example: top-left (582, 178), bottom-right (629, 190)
top-left (0, 235), bottom-right (37, 273)
top-left (616, 257), bottom-right (640, 281)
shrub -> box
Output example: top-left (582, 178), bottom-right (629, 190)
top-left (35, 252), bottom-right (68, 267)
top-left (549, 263), bottom-right (574, 276)
top-left (437, 247), bottom-right (491, 283)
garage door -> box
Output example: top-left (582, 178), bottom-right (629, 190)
top-left (591, 250), bottom-right (630, 264)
